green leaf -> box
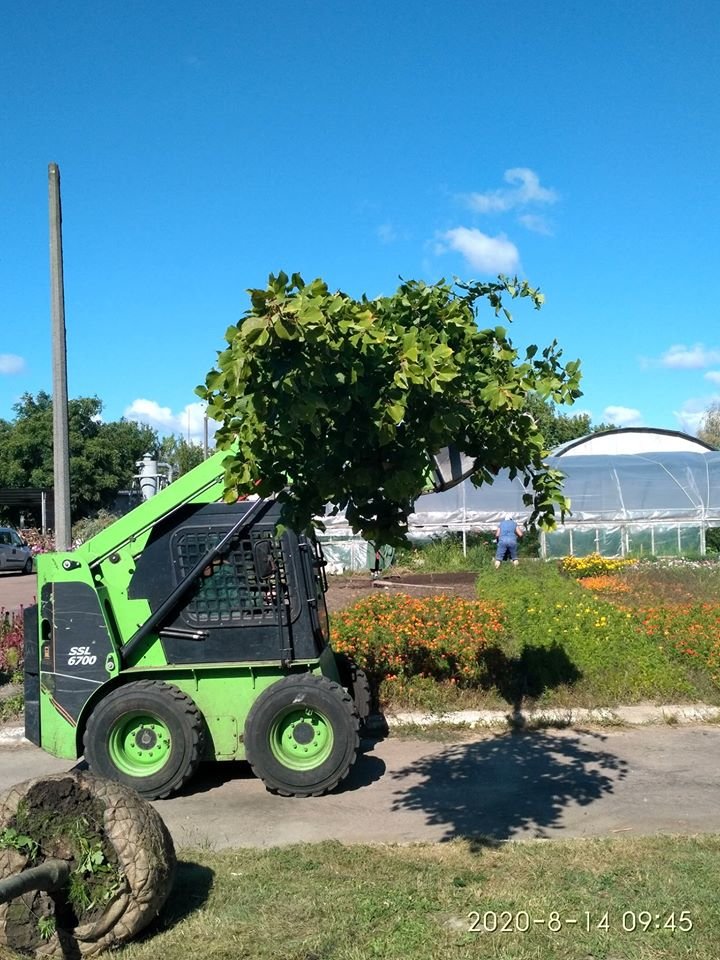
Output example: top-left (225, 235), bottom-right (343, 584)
top-left (241, 316), bottom-right (269, 340)
top-left (299, 304), bottom-right (324, 325)
top-left (273, 317), bottom-right (293, 339)
top-left (387, 403), bottom-right (405, 424)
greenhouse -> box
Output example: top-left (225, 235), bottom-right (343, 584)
top-left (319, 429), bottom-right (720, 567)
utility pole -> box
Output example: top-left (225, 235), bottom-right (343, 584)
top-left (49, 163), bottom-right (72, 551)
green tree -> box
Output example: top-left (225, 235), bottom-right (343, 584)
top-left (157, 434), bottom-right (206, 478)
top-left (0, 392), bottom-right (158, 519)
top-left (524, 393), bottom-right (616, 449)
top-left (697, 401), bottom-right (720, 449)
top-left (198, 273), bottom-right (583, 545)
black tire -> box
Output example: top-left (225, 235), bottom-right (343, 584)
top-left (244, 673), bottom-right (359, 797)
top-left (83, 679), bottom-right (205, 800)
top-left (22, 557), bottom-right (33, 575)
top-left (335, 651), bottom-right (372, 722)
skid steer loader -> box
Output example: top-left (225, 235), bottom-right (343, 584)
top-left (23, 451), bottom-right (372, 800)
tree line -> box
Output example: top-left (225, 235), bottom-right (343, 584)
top-left (0, 391), bottom-right (205, 525)
top-left (698, 402), bottom-right (720, 449)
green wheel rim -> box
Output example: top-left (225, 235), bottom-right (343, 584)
top-left (268, 706), bottom-right (334, 771)
top-left (107, 712), bottom-right (172, 777)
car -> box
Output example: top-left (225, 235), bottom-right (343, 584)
top-left (0, 527), bottom-right (33, 574)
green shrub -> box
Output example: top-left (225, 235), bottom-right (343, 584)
top-left (394, 528), bottom-right (539, 573)
top-left (393, 532), bottom-right (495, 573)
top-left (72, 510), bottom-right (119, 546)
top-left (706, 527), bottom-right (720, 555)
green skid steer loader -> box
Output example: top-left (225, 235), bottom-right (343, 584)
top-left (23, 451), bottom-right (372, 800)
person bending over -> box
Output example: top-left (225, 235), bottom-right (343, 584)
top-left (494, 515), bottom-right (523, 568)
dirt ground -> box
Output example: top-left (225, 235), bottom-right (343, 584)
top-left (0, 566), bottom-right (479, 617)
top-left (324, 571), bottom-right (480, 614)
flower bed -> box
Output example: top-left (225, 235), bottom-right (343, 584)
top-left (577, 574), bottom-right (630, 594)
top-left (332, 593), bottom-right (505, 704)
top-left (20, 528), bottom-right (55, 555)
top-left (559, 553), bottom-right (635, 579)
top-left (633, 603), bottom-right (720, 686)
top-left (0, 609), bottom-right (24, 681)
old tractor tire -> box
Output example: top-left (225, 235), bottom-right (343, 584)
top-left (84, 679), bottom-right (204, 800)
top-left (244, 673), bottom-right (360, 797)
top-left (0, 771), bottom-right (176, 957)
top-left (334, 652), bottom-right (373, 723)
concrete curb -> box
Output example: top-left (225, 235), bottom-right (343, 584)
top-left (3, 704), bottom-right (720, 749)
top-left (384, 704), bottom-right (720, 730)
top-left (0, 725), bottom-right (27, 746)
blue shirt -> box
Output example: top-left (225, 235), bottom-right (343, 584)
top-left (498, 519), bottom-right (517, 541)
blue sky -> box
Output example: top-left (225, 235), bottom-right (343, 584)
top-left (2, 0), bottom-right (720, 443)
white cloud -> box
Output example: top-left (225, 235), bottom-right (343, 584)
top-left (704, 371), bottom-right (720, 385)
top-left (124, 399), bottom-right (216, 445)
top-left (602, 405), bottom-right (643, 427)
top-left (674, 395), bottom-right (720, 434)
top-left (0, 354), bottom-right (26, 375)
top-left (437, 227), bottom-right (519, 274)
top-left (659, 344), bottom-right (720, 370)
top-left (464, 168), bottom-right (558, 214)
top-left (518, 213), bottom-right (553, 236)
top-left (377, 223), bottom-right (397, 244)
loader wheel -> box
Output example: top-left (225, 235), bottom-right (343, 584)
top-left (244, 674), bottom-right (359, 797)
top-left (335, 652), bottom-right (372, 722)
top-left (84, 680), bottom-right (204, 800)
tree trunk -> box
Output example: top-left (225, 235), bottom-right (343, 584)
top-left (0, 860), bottom-right (70, 903)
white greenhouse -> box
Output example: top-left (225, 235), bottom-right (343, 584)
top-left (319, 429), bottom-right (720, 568)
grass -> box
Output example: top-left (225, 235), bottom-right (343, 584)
top-left (334, 559), bottom-right (720, 714)
top-left (616, 561), bottom-right (720, 607)
top-left (475, 562), bottom-right (715, 707)
top-left (2, 549), bottom-right (720, 958)
top-left (112, 836), bottom-right (720, 960)
top-left (394, 532), bottom-right (497, 573)
top-left (0, 691), bottom-right (23, 724)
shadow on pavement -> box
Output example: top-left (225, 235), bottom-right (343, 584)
top-left (391, 728), bottom-right (628, 850)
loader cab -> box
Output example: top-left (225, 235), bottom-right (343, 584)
top-left (128, 500), bottom-right (330, 666)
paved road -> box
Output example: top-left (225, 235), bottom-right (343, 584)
top-left (0, 570), bottom-right (37, 612)
top-left (1, 725), bottom-right (719, 849)
top-left (3, 571), bottom-right (719, 850)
